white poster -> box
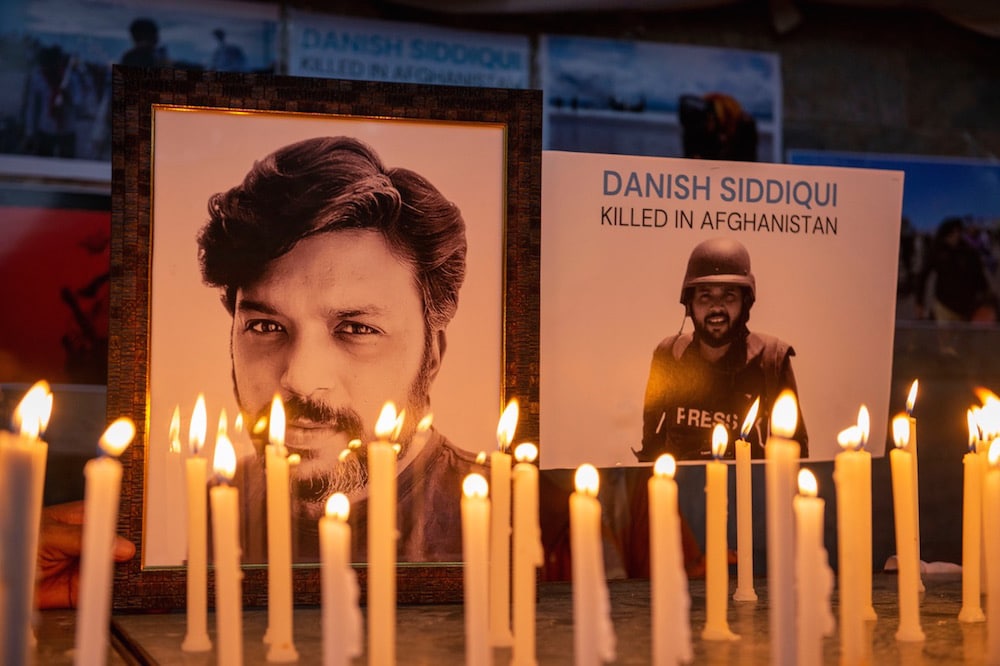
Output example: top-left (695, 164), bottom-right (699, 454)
top-left (540, 150), bottom-right (903, 469)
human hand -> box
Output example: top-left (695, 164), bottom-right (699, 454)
top-left (36, 500), bottom-right (136, 609)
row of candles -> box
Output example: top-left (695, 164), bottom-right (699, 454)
top-left (3, 378), bottom-right (1000, 664)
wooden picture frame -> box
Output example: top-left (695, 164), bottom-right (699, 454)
top-left (109, 66), bottom-right (540, 610)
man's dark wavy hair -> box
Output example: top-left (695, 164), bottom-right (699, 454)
top-left (197, 136), bottom-right (467, 332)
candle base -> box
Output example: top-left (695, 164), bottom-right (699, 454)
top-left (266, 644), bottom-right (301, 662)
top-left (895, 625), bottom-right (925, 642)
top-left (701, 626), bottom-right (740, 642)
top-left (181, 633), bottom-right (212, 652)
top-left (958, 606), bottom-right (986, 623)
top-left (732, 587), bottom-right (758, 602)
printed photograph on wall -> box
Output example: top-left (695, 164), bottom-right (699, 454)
top-left (540, 151), bottom-right (903, 469)
top-left (537, 34), bottom-right (782, 162)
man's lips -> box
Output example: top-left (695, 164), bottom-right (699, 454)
top-left (282, 423), bottom-right (351, 453)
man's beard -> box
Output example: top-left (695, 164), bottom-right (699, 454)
top-left (692, 310), bottom-right (739, 348)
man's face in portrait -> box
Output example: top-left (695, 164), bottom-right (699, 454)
top-left (690, 284), bottom-right (743, 347)
top-left (230, 228), bottom-right (440, 501)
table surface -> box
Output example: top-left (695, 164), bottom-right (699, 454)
top-left (32, 573), bottom-right (992, 664)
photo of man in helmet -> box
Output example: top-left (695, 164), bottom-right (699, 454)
top-left (633, 236), bottom-right (808, 461)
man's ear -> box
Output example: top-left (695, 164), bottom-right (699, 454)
top-left (425, 328), bottom-right (447, 384)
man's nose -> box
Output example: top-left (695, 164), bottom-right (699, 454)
top-left (279, 333), bottom-right (334, 397)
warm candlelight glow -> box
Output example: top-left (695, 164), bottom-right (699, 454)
top-left (968, 409), bottom-right (979, 452)
top-left (497, 399), bottom-right (519, 452)
top-left (217, 408), bottom-right (229, 439)
top-left (740, 397), bottom-right (760, 439)
top-left (653, 453), bottom-right (676, 479)
top-left (99, 417), bottom-right (135, 457)
top-left (190, 395), bottom-right (207, 456)
top-left (214, 431), bottom-right (237, 481)
top-left (169, 406), bottom-right (181, 454)
top-left (857, 405), bottom-right (870, 446)
top-left (798, 469), bottom-right (818, 497)
top-left (892, 414), bottom-right (911, 450)
top-left (13, 380), bottom-right (52, 439)
top-left (906, 380), bottom-right (918, 415)
top-left (463, 472), bottom-right (489, 499)
top-left (269, 394), bottom-right (285, 451)
top-left (711, 424), bottom-right (729, 459)
top-left (837, 426), bottom-right (861, 451)
top-left (514, 442), bottom-right (538, 464)
top-left (990, 440), bottom-right (1000, 467)
top-left (375, 402), bottom-right (398, 439)
top-left (575, 463), bottom-right (599, 496)
top-left (475, 451), bottom-right (487, 465)
top-left (234, 412), bottom-right (243, 434)
top-left (976, 390), bottom-right (1000, 440)
top-left (326, 493), bottom-right (350, 521)
top-left (771, 390), bottom-right (798, 438)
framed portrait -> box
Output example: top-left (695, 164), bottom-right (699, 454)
top-left (109, 66), bottom-right (540, 609)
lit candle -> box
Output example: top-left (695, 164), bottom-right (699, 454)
top-left (905, 380), bottom-right (924, 593)
top-left (74, 417), bottom-right (135, 666)
top-left (511, 442), bottom-right (542, 666)
top-left (703, 424), bottom-right (738, 641)
top-left (569, 463), bottom-right (616, 666)
top-left (211, 422), bottom-right (244, 666)
top-left (0, 381), bottom-right (52, 666)
top-left (182, 396), bottom-right (212, 652)
top-left (320, 493), bottom-right (362, 666)
top-left (734, 397), bottom-right (759, 602)
top-left (462, 473), bottom-right (491, 666)
top-left (490, 399), bottom-right (518, 647)
top-left (890, 414), bottom-right (925, 642)
top-left (264, 395), bottom-right (299, 661)
top-left (369, 402), bottom-right (400, 666)
top-left (856, 405), bottom-right (877, 621)
top-left (794, 469), bottom-right (835, 666)
top-left (765, 390), bottom-right (800, 666)
top-left (985, 440), bottom-right (1000, 665)
top-left (833, 422), bottom-right (865, 662)
top-left (649, 454), bottom-right (692, 666)
top-left (959, 409), bottom-right (985, 623)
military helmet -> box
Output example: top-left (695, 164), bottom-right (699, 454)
top-left (680, 237), bottom-right (756, 306)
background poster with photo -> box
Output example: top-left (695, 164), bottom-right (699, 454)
top-left (0, 0), bottom-right (278, 175)
top-left (537, 34), bottom-right (781, 162)
top-left (788, 149), bottom-right (1000, 326)
top-left (540, 150), bottom-right (903, 468)
top-left (287, 10), bottom-right (530, 89)
top-left (145, 107), bottom-right (505, 566)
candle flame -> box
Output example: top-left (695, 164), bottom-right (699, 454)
top-left (213, 430), bottom-right (237, 481)
top-left (837, 426), bottom-right (861, 451)
top-left (475, 451), bottom-right (487, 465)
top-left (189, 394), bottom-right (206, 456)
top-left (417, 413), bottom-right (433, 434)
top-left (338, 448), bottom-right (353, 463)
top-left (463, 472), bottom-right (489, 499)
top-left (990, 439), bottom-right (1000, 467)
top-left (711, 423), bottom-right (728, 459)
top-left (575, 463), bottom-right (599, 496)
top-left (797, 468), bottom-right (818, 497)
top-left (100, 417), bottom-right (135, 458)
top-left (326, 492), bottom-right (350, 521)
top-left (375, 402), bottom-right (398, 439)
top-left (269, 394), bottom-right (285, 451)
top-left (770, 390), bottom-right (798, 438)
top-left (234, 412), bottom-right (244, 434)
top-left (892, 413), bottom-right (910, 450)
top-left (739, 397), bottom-right (759, 439)
top-left (514, 442), bottom-right (538, 464)
top-left (905, 379), bottom-right (918, 415)
top-left (653, 454), bottom-right (676, 480)
top-left (496, 399), bottom-right (519, 452)
top-left (348, 438), bottom-right (362, 451)
top-left (168, 406), bottom-right (181, 454)
top-left (253, 415), bottom-right (268, 435)
top-left (857, 404), bottom-right (870, 448)
top-left (975, 388), bottom-right (1000, 440)
top-left (13, 380), bottom-right (52, 439)
top-left (968, 409), bottom-right (979, 452)
top-left (218, 408), bottom-right (228, 440)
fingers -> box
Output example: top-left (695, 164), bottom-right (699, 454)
top-left (113, 536), bottom-right (137, 562)
top-left (42, 500), bottom-right (86, 526)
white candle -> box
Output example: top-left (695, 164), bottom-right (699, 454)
top-left (368, 402), bottom-right (400, 666)
top-left (833, 424), bottom-right (866, 661)
top-left (794, 469), bottom-right (834, 666)
top-left (211, 427), bottom-right (244, 666)
top-left (703, 424), bottom-right (737, 641)
top-left (856, 405), bottom-right (876, 621)
top-left (511, 442), bottom-right (542, 666)
top-left (890, 414), bottom-right (925, 642)
top-left (959, 410), bottom-right (985, 623)
top-left (649, 454), bottom-right (692, 666)
top-left (985, 440), bottom-right (1000, 665)
top-left (0, 381), bottom-right (51, 666)
top-left (74, 417), bottom-right (135, 666)
top-left (734, 397), bottom-right (759, 603)
top-left (265, 396), bottom-right (299, 662)
top-left (765, 390), bottom-right (800, 666)
top-left (182, 396), bottom-right (212, 652)
top-left (569, 464), bottom-right (616, 666)
top-left (462, 473), bottom-right (491, 666)
top-left (320, 493), bottom-right (362, 666)
top-left (490, 399), bottom-right (518, 647)
top-left (905, 380), bottom-right (924, 593)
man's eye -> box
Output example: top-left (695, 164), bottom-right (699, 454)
top-left (246, 320), bottom-right (285, 334)
top-left (336, 322), bottom-right (381, 335)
